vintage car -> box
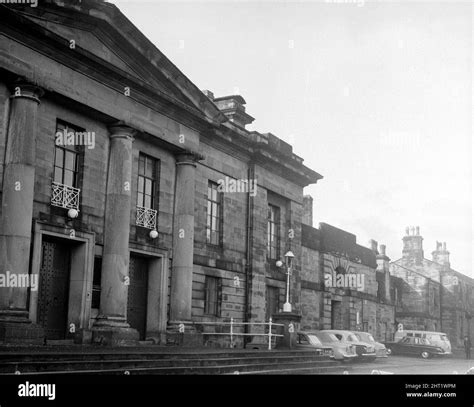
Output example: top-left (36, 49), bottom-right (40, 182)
top-left (352, 331), bottom-right (388, 358)
top-left (383, 336), bottom-right (449, 359)
top-left (393, 330), bottom-right (452, 355)
top-left (296, 332), bottom-right (334, 357)
top-left (310, 330), bottom-right (358, 361)
top-left (321, 329), bottom-right (377, 361)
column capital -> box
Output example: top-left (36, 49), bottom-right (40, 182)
top-left (9, 80), bottom-right (44, 104)
top-left (108, 122), bottom-right (137, 140)
top-left (175, 150), bottom-right (204, 166)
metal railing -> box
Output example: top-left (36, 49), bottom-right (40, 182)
top-left (172, 318), bottom-right (284, 350)
top-left (136, 206), bottom-right (157, 229)
top-left (51, 182), bottom-right (80, 210)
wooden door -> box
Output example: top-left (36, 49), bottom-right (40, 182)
top-left (38, 239), bottom-right (71, 340)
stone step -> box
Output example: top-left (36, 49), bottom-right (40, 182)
top-left (0, 348), bottom-right (321, 363)
top-left (0, 347), bottom-right (349, 375)
top-left (228, 365), bottom-right (352, 375)
top-left (0, 354), bottom-right (335, 373)
top-left (0, 359), bottom-right (349, 375)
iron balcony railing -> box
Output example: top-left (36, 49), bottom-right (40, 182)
top-left (136, 205), bottom-right (157, 229)
top-left (51, 182), bottom-right (80, 211)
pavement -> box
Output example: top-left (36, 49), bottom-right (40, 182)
top-left (347, 355), bottom-right (474, 375)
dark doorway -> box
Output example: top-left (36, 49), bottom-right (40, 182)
top-left (265, 286), bottom-right (280, 320)
top-left (127, 256), bottom-right (149, 340)
top-left (38, 238), bottom-right (71, 340)
top-left (331, 300), bottom-right (342, 329)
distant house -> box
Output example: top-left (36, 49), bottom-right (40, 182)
top-left (390, 227), bottom-right (474, 348)
top-left (300, 215), bottom-right (396, 342)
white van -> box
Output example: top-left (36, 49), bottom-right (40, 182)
top-left (394, 330), bottom-right (452, 354)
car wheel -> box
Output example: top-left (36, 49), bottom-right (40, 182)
top-left (386, 348), bottom-right (392, 355)
top-left (421, 351), bottom-right (430, 359)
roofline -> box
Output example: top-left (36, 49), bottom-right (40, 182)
top-left (391, 257), bottom-right (474, 283)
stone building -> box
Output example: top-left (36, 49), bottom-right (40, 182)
top-left (0, 0), bottom-right (322, 346)
top-left (390, 227), bottom-right (474, 348)
top-left (299, 214), bottom-right (396, 342)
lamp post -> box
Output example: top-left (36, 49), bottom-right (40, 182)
top-left (276, 251), bottom-right (294, 313)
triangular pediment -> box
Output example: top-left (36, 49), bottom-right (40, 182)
top-left (12, 2), bottom-right (226, 126)
top-left (21, 15), bottom-right (146, 80)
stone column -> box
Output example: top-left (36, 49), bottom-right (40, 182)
top-left (0, 81), bottom-right (44, 343)
top-left (92, 123), bottom-right (138, 345)
top-left (169, 151), bottom-right (201, 323)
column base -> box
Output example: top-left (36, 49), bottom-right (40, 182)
top-left (0, 312), bottom-right (44, 345)
top-left (272, 312), bottom-right (302, 349)
top-left (91, 316), bottom-right (139, 346)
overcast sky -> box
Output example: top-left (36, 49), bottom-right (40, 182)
top-left (110, 0), bottom-right (473, 277)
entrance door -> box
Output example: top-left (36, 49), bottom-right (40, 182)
top-left (38, 239), bottom-right (71, 340)
top-left (331, 301), bottom-right (342, 329)
top-left (265, 286), bottom-right (280, 320)
top-left (127, 256), bottom-right (148, 340)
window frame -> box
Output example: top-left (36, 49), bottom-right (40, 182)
top-left (137, 153), bottom-right (160, 210)
top-left (267, 204), bottom-right (281, 261)
top-left (91, 256), bottom-right (102, 310)
top-left (206, 181), bottom-right (223, 246)
top-left (204, 275), bottom-right (222, 317)
top-left (53, 120), bottom-right (84, 189)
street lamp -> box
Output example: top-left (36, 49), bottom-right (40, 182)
top-left (276, 251), bottom-right (294, 313)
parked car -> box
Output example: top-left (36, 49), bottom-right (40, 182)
top-left (322, 330), bottom-right (377, 362)
top-left (310, 331), bottom-right (357, 361)
top-left (393, 330), bottom-right (452, 355)
top-left (352, 331), bottom-right (388, 358)
top-left (384, 336), bottom-right (449, 359)
top-left (296, 332), bottom-right (334, 357)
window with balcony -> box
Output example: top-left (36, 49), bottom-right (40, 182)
top-left (51, 121), bottom-right (82, 211)
top-left (267, 204), bottom-right (280, 260)
top-left (206, 181), bottom-right (222, 246)
top-left (136, 153), bottom-right (160, 229)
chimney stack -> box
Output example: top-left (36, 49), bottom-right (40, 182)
top-left (402, 226), bottom-right (424, 264)
top-left (376, 243), bottom-right (391, 303)
top-left (212, 94), bottom-right (255, 129)
top-left (369, 239), bottom-right (378, 253)
top-left (432, 241), bottom-right (450, 269)
top-left (202, 90), bottom-right (214, 101)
